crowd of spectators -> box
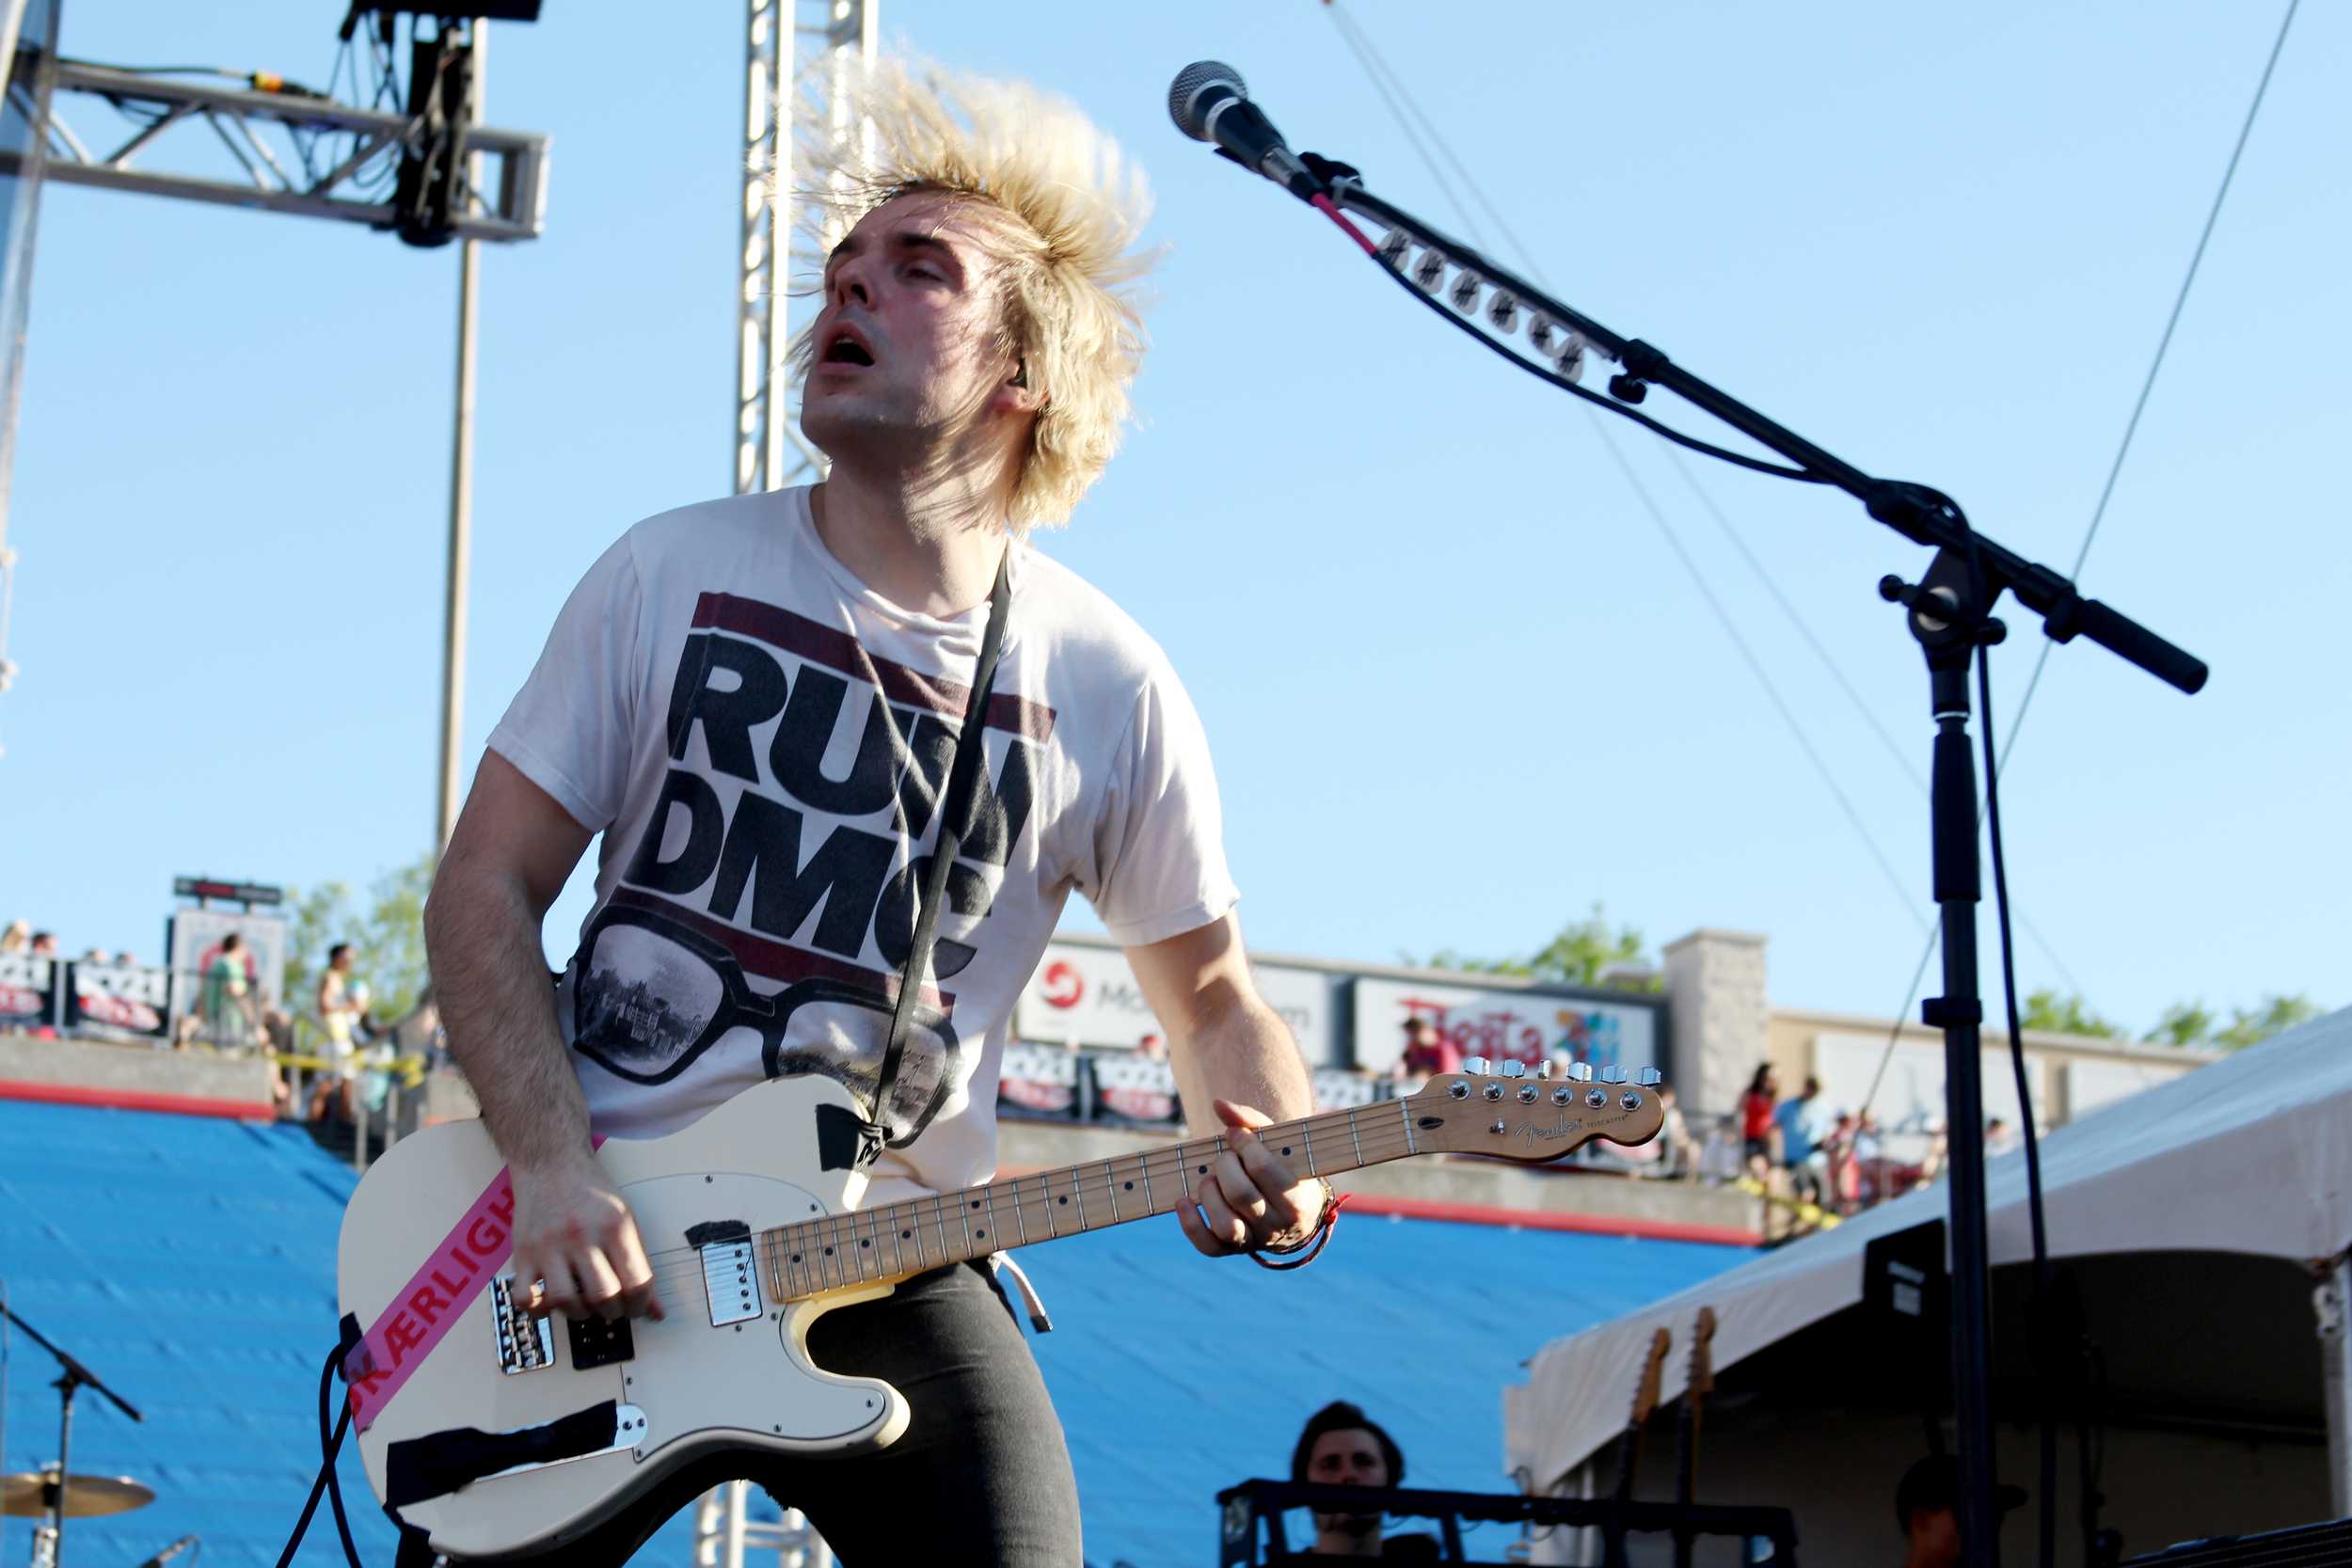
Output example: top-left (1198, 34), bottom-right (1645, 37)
top-left (3, 915), bottom-right (445, 1130)
top-left (1718, 1058), bottom-right (2026, 1231)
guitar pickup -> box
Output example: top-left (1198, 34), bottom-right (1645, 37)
top-left (687, 1219), bottom-right (763, 1328)
top-left (489, 1275), bottom-right (556, 1375)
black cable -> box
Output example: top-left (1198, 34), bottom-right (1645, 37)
top-left (275, 1344), bottom-right (350, 1568)
top-left (1354, 245), bottom-right (1831, 483)
top-left (1976, 606), bottom-right (2055, 1568)
top-left (1589, 420), bottom-right (1931, 929)
top-left (274, 1339), bottom-right (367, 1568)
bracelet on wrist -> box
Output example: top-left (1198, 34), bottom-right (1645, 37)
top-left (1251, 1180), bottom-right (1345, 1271)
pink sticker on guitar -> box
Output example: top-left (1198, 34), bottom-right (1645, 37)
top-left (345, 1168), bottom-right (519, 1432)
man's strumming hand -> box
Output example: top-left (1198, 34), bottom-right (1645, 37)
top-left (509, 1149), bottom-right (665, 1323)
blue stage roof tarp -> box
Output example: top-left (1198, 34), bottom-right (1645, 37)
top-left (0, 1100), bottom-right (1747, 1566)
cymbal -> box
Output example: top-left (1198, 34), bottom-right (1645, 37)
top-left (0, 1471), bottom-right (155, 1518)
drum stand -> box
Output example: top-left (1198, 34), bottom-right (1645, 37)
top-left (2, 1304), bottom-right (144, 1568)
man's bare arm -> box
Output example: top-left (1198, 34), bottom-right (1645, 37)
top-left (424, 751), bottom-right (660, 1321)
top-left (1124, 913), bottom-right (1328, 1258)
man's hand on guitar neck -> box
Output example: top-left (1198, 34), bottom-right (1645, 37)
top-left (1123, 914), bottom-right (1331, 1259)
top-left (1174, 1096), bottom-right (1333, 1258)
top-left (510, 1150), bottom-right (666, 1323)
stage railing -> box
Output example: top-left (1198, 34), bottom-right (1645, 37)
top-left (1214, 1479), bottom-right (1798, 1566)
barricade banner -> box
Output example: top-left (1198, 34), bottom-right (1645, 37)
top-left (998, 1042), bottom-right (1079, 1117)
top-left (1311, 1068), bottom-right (1387, 1113)
top-left (66, 961), bottom-right (174, 1043)
top-left (0, 954), bottom-right (59, 1032)
top-left (1092, 1051), bottom-right (1183, 1126)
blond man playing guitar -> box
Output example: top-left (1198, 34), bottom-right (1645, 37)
top-left (421, 57), bottom-right (1327, 1567)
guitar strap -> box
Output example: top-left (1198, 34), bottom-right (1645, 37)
top-left (862, 546), bottom-right (1013, 1161)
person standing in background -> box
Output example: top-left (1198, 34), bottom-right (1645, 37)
top-left (1740, 1063), bottom-right (1780, 1181)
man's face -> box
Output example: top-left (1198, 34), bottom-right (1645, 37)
top-left (1908, 1505), bottom-right (1961, 1566)
top-left (1307, 1427), bottom-right (1390, 1489)
top-left (1306, 1425), bottom-right (1390, 1544)
top-left (802, 191), bottom-right (1027, 465)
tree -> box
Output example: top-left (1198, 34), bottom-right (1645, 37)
top-left (2214, 993), bottom-right (2321, 1052)
top-left (2149, 1001), bottom-right (2216, 1048)
top-left (1422, 904), bottom-right (1659, 990)
top-left (2147, 993), bottom-right (2319, 1051)
top-left (2021, 989), bottom-right (2122, 1038)
top-left (282, 851), bottom-right (436, 1035)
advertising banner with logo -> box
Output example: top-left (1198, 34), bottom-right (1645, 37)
top-left (1311, 1068), bottom-right (1387, 1113)
top-left (167, 910), bottom-right (289, 1042)
top-left (1353, 976), bottom-right (1660, 1079)
top-left (67, 961), bottom-right (173, 1043)
top-left (997, 1042), bottom-right (1080, 1117)
top-left (1015, 940), bottom-right (1338, 1066)
top-left (1092, 1051), bottom-right (1182, 1126)
top-left (0, 954), bottom-right (60, 1033)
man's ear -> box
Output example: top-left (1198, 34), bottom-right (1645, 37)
top-left (997, 360), bottom-right (1043, 416)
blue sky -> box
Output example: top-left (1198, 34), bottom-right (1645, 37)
top-left (5, 1), bottom-right (2344, 1040)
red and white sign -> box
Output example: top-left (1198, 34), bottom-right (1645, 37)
top-left (997, 1042), bottom-right (1079, 1115)
top-left (1353, 976), bottom-right (1660, 1080)
top-left (1015, 939), bottom-right (1336, 1064)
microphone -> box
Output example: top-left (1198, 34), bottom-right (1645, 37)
top-left (1166, 61), bottom-right (1327, 200)
top-left (136, 1535), bottom-right (199, 1568)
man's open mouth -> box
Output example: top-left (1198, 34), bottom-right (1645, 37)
top-left (820, 329), bottom-right (875, 367)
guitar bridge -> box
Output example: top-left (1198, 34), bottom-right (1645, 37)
top-left (686, 1218), bottom-right (764, 1328)
top-left (489, 1275), bottom-right (556, 1374)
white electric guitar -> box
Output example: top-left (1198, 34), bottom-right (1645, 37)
top-left (338, 1059), bottom-right (1662, 1559)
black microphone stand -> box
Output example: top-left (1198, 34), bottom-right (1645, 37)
top-left (1, 1303), bottom-right (145, 1568)
top-left (1313, 171), bottom-right (2207, 1568)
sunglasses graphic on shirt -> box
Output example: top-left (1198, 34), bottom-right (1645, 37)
top-left (571, 904), bottom-right (965, 1146)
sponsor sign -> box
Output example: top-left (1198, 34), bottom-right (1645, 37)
top-left (1015, 940), bottom-right (1338, 1065)
top-left (66, 961), bottom-right (173, 1043)
top-left (0, 953), bottom-right (59, 1032)
top-left (1092, 1051), bottom-right (1182, 1125)
top-left (167, 909), bottom-right (289, 1043)
top-left (1311, 1068), bottom-right (1386, 1113)
top-left (1353, 975), bottom-right (1660, 1079)
top-left (998, 1042), bottom-right (1079, 1117)
top-left (173, 876), bottom-right (285, 906)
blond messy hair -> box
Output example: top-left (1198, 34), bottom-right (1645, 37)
top-left (787, 56), bottom-right (1155, 531)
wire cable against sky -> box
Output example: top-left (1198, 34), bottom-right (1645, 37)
top-left (1857, 0), bottom-right (2296, 1120)
top-left (1319, 0), bottom-right (2275, 1121)
top-left (1987, 0), bottom-right (2300, 790)
top-left (1326, 1), bottom-right (1930, 934)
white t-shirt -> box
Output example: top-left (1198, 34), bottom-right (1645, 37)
top-left (487, 486), bottom-right (1236, 1206)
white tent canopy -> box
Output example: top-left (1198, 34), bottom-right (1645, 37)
top-left (1505, 1006), bottom-right (2352, 1494)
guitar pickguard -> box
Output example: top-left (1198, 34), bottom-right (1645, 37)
top-left (337, 1075), bottom-right (913, 1560)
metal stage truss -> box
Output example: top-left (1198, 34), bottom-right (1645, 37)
top-left (736, 0), bottom-right (874, 497)
top-left (4, 57), bottom-right (548, 241)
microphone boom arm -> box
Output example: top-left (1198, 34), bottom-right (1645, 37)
top-left (1313, 168), bottom-right (2206, 694)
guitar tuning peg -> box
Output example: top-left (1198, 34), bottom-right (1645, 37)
top-left (1464, 1056), bottom-right (1492, 1076)
top-left (1637, 1068), bottom-right (1662, 1086)
top-left (1601, 1066), bottom-right (1628, 1085)
top-left (1501, 1060), bottom-right (1526, 1078)
top-left (1566, 1062), bottom-right (1593, 1083)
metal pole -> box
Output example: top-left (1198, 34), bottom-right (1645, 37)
top-left (2319, 1254), bottom-right (2352, 1517)
top-left (436, 17), bottom-right (486, 851)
